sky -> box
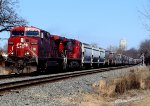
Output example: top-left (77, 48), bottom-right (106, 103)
top-left (0, 0), bottom-right (150, 49)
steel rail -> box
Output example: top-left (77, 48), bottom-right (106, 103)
top-left (0, 73), bottom-right (31, 80)
top-left (0, 65), bottom-right (135, 91)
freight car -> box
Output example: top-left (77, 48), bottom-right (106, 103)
top-left (5, 26), bottom-right (141, 74)
top-left (81, 43), bottom-right (105, 68)
top-left (116, 54), bottom-right (122, 65)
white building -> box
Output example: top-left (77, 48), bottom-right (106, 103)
top-left (119, 38), bottom-right (127, 50)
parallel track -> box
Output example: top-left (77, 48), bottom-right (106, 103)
top-left (0, 65), bottom-right (134, 92)
top-left (0, 73), bottom-right (32, 80)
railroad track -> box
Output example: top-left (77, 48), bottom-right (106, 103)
top-left (0, 73), bottom-right (33, 80)
top-left (0, 65), bottom-right (128, 80)
top-left (0, 65), bottom-right (134, 92)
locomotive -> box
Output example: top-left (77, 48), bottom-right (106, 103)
top-left (5, 26), bottom-right (142, 74)
top-left (5, 26), bottom-right (81, 73)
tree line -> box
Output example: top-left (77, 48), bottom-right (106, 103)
top-left (114, 39), bottom-right (150, 65)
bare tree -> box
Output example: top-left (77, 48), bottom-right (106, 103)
top-left (116, 48), bottom-right (125, 54)
top-left (139, 39), bottom-right (150, 65)
top-left (0, 0), bottom-right (27, 32)
top-left (138, 0), bottom-right (150, 32)
top-left (107, 45), bottom-right (119, 53)
top-left (139, 39), bottom-right (150, 53)
top-left (124, 48), bottom-right (139, 58)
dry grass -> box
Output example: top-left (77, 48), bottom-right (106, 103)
top-left (58, 66), bottom-right (150, 106)
top-left (92, 66), bottom-right (150, 97)
top-left (0, 61), bottom-right (12, 75)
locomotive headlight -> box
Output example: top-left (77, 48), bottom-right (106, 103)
top-left (26, 52), bottom-right (29, 55)
top-left (21, 38), bottom-right (24, 43)
top-left (11, 52), bottom-right (14, 55)
top-left (32, 48), bottom-right (36, 51)
top-left (25, 51), bottom-right (30, 55)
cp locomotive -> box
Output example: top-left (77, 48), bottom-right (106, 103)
top-left (5, 26), bottom-right (141, 74)
top-left (5, 26), bottom-right (82, 73)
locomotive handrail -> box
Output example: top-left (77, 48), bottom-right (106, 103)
top-left (26, 46), bottom-right (37, 57)
top-left (8, 45), bottom-right (14, 55)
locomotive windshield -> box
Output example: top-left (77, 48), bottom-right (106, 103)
top-left (11, 31), bottom-right (39, 36)
top-left (26, 31), bottom-right (39, 36)
top-left (12, 31), bottom-right (24, 36)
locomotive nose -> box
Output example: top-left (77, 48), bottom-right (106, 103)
top-left (15, 37), bottom-right (28, 57)
top-left (8, 36), bottom-right (38, 58)
top-left (8, 37), bottom-right (29, 57)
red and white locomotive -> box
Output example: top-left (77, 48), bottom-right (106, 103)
top-left (5, 26), bottom-right (142, 74)
top-left (6, 26), bottom-right (81, 73)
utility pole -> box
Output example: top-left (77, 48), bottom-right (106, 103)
top-left (141, 53), bottom-right (145, 66)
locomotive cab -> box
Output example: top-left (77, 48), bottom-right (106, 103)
top-left (8, 27), bottom-right (40, 57)
top-left (6, 26), bottom-right (44, 74)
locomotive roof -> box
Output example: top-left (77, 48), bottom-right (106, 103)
top-left (51, 34), bottom-right (67, 41)
top-left (11, 26), bottom-right (41, 31)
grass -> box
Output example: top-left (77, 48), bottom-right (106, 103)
top-left (92, 66), bottom-right (150, 97)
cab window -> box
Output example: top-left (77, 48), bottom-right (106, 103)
top-left (26, 31), bottom-right (39, 36)
top-left (12, 31), bottom-right (24, 36)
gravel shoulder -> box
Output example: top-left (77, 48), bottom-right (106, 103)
top-left (0, 65), bottom-right (147, 106)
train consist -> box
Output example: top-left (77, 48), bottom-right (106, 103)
top-left (5, 26), bottom-right (142, 74)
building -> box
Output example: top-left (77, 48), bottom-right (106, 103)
top-left (119, 38), bottom-right (127, 50)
